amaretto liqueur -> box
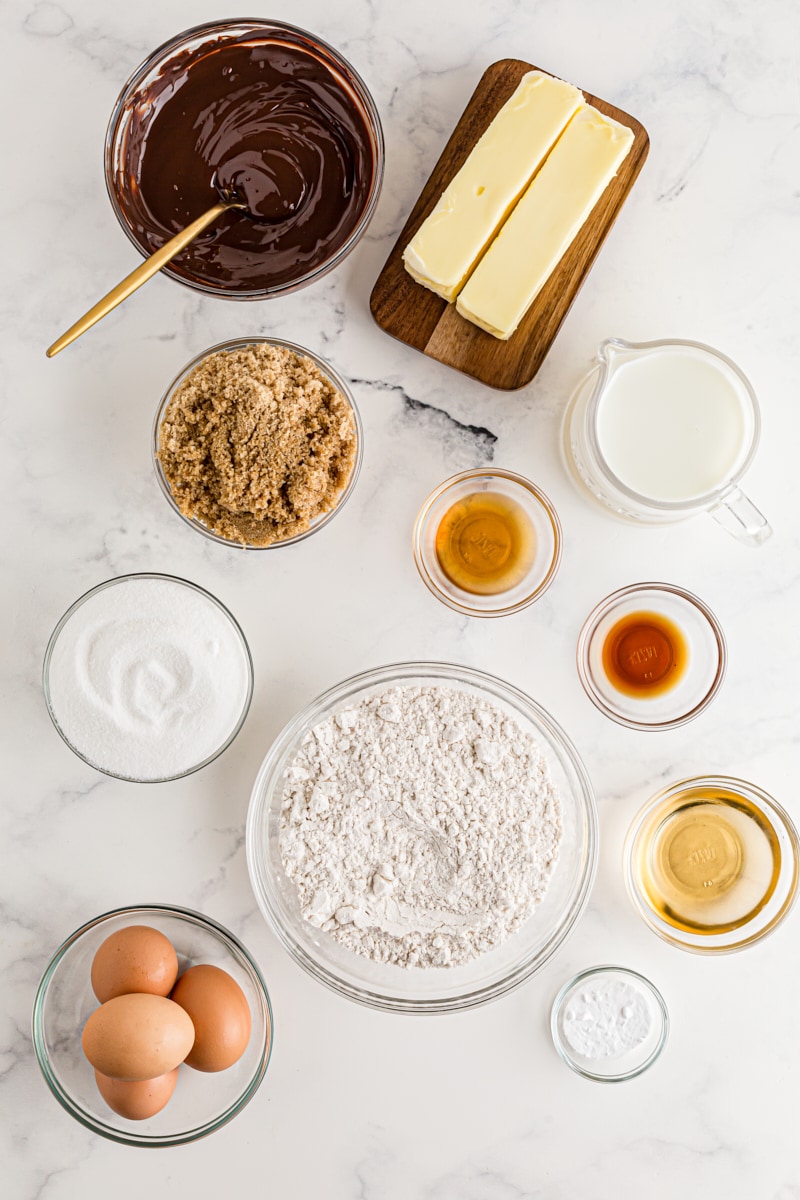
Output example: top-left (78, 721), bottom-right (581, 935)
top-left (635, 784), bottom-right (782, 935)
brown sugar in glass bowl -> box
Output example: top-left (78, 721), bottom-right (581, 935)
top-left (153, 338), bottom-right (363, 549)
top-left (105, 19), bottom-right (384, 298)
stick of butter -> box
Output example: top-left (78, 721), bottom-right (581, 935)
top-left (456, 106), bottom-right (634, 339)
top-left (402, 71), bottom-right (583, 302)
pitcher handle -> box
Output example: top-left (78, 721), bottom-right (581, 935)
top-left (709, 487), bottom-right (772, 546)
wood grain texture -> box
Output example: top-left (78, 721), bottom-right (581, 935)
top-left (369, 60), bottom-right (649, 391)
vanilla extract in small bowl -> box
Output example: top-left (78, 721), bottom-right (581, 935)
top-left (600, 609), bottom-right (689, 698)
top-left (577, 583), bottom-right (725, 729)
top-left (413, 469), bottom-right (562, 617)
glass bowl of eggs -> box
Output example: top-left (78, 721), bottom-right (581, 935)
top-left (32, 904), bottom-right (273, 1146)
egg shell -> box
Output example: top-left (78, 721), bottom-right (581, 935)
top-left (94, 1067), bottom-right (179, 1121)
top-left (90, 925), bottom-right (179, 1002)
top-left (82, 993), bottom-right (195, 1081)
top-left (171, 964), bottom-right (252, 1072)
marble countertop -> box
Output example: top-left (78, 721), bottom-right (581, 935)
top-left (4, 0), bottom-right (800, 1196)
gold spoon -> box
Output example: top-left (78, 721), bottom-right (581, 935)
top-left (46, 199), bottom-right (245, 358)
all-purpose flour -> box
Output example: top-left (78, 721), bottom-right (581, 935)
top-left (46, 577), bottom-right (251, 781)
top-left (279, 684), bottom-right (562, 968)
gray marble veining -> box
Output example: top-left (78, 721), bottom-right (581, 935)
top-left (3, 0), bottom-right (800, 1195)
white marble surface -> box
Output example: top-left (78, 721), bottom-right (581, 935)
top-left (4, 0), bottom-right (800, 1195)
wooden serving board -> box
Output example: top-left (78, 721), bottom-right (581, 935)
top-left (370, 59), bottom-right (649, 391)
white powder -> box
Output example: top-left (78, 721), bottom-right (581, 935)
top-left (279, 684), bottom-right (562, 968)
top-left (46, 577), bottom-right (251, 781)
top-left (561, 977), bottom-right (652, 1060)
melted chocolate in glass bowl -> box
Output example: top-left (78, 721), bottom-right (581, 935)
top-left (122, 38), bottom-right (375, 293)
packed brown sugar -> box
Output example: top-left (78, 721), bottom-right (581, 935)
top-left (158, 343), bottom-right (357, 546)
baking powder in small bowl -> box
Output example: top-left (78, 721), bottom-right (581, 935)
top-left (43, 574), bottom-right (253, 782)
top-left (550, 965), bottom-right (668, 1082)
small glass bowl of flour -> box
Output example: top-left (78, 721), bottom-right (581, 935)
top-left (43, 574), bottom-right (253, 783)
top-left (550, 965), bottom-right (668, 1082)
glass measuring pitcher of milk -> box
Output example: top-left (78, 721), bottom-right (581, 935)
top-left (564, 338), bottom-right (771, 546)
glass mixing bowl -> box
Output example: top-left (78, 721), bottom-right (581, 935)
top-left (43, 573), bottom-right (254, 783)
top-left (413, 469), bottom-right (563, 617)
top-left (577, 582), bottom-right (727, 730)
top-left (246, 662), bottom-right (598, 1013)
top-left (152, 337), bottom-right (363, 550)
top-left (105, 19), bottom-right (384, 299)
top-left (624, 775), bottom-right (800, 953)
top-left (32, 905), bottom-right (273, 1147)
top-left (550, 965), bottom-right (669, 1082)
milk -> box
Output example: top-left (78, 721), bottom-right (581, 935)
top-left (595, 346), bottom-right (752, 503)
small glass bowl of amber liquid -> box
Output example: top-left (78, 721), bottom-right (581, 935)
top-left (412, 469), bottom-right (562, 617)
top-left (577, 583), bottom-right (726, 729)
top-left (624, 776), bottom-right (800, 953)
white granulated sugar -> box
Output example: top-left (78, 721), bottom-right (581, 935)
top-left (279, 684), bottom-right (562, 968)
top-left (561, 977), bottom-right (652, 1060)
top-left (46, 577), bottom-right (251, 780)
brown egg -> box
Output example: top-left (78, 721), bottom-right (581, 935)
top-left (171, 964), bottom-right (252, 1072)
top-left (94, 1067), bottom-right (179, 1121)
top-left (91, 925), bottom-right (179, 1002)
top-left (82, 993), bottom-right (195, 1080)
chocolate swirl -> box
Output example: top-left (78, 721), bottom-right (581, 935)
top-left (120, 39), bottom-right (375, 293)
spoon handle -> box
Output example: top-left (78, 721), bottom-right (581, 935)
top-left (46, 202), bottom-right (234, 358)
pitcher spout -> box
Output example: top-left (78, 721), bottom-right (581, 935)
top-left (597, 337), bottom-right (635, 369)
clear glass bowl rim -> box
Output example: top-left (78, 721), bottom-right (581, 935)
top-left (246, 659), bottom-right (598, 1013)
top-left (103, 17), bottom-right (385, 300)
top-left (152, 336), bottom-right (364, 550)
top-left (581, 336), bottom-right (763, 512)
top-left (576, 581), bottom-right (728, 730)
top-left (42, 572), bottom-right (254, 782)
top-left (623, 774), bottom-right (800, 954)
top-left (31, 903), bottom-right (274, 1147)
top-left (412, 468), bottom-right (564, 618)
top-left (550, 964), bottom-right (669, 1082)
